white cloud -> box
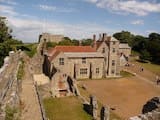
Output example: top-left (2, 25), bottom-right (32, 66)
top-left (0, 4), bottom-right (113, 42)
top-left (0, 0), bottom-right (17, 5)
top-left (38, 4), bottom-right (76, 13)
top-left (85, 0), bottom-right (98, 3)
top-left (146, 30), bottom-right (159, 34)
top-left (85, 0), bottom-right (160, 16)
top-left (39, 5), bottom-right (56, 11)
top-left (7, 16), bottom-right (115, 42)
top-left (0, 4), bottom-right (18, 16)
top-left (131, 20), bottom-right (144, 25)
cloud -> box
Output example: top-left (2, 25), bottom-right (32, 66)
top-left (7, 16), bottom-right (114, 42)
top-left (85, 0), bottom-right (160, 16)
top-left (38, 4), bottom-right (76, 13)
top-left (0, 0), bottom-right (17, 5)
top-left (146, 30), bottom-right (159, 34)
top-left (0, 4), bottom-right (113, 43)
top-left (131, 20), bottom-right (144, 25)
top-left (39, 5), bottom-right (56, 11)
top-left (0, 4), bottom-right (18, 16)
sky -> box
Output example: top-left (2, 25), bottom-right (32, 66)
top-left (0, 0), bottom-right (160, 43)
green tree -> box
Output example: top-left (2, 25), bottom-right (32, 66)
top-left (113, 31), bottom-right (134, 46)
top-left (139, 49), bottom-right (151, 62)
top-left (81, 39), bottom-right (93, 46)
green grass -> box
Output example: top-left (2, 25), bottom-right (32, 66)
top-left (17, 59), bottom-right (25, 80)
top-left (24, 43), bottom-right (37, 57)
top-left (137, 62), bottom-right (160, 76)
top-left (78, 85), bottom-right (123, 120)
top-left (120, 71), bottom-right (134, 77)
top-left (43, 96), bottom-right (92, 120)
top-left (5, 105), bottom-right (20, 120)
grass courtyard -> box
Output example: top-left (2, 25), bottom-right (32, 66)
top-left (43, 96), bottom-right (92, 120)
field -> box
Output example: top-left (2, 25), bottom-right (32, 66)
top-left (78, 77), bottom-right (160, 119)
top-left (43, 96), bottom-right (92, 120)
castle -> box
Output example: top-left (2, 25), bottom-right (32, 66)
top-left (43, 33), bottom-right (131, 80)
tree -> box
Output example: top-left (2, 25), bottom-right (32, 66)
top-left (132, 35), bottom-right (148, 51)
top-left (139, 49), bottom-right (151, 62)
top-left (147, 33), bottom-right (160, 64)
top-left (81, 39), bottom-right (93, 46)
top-left (0, 16), bottom-right (23, 67)
top-left (113, 31), bottom-right (134, 46)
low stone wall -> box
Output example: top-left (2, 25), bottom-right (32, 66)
top-left (0, 51), bottom-right (21, 119)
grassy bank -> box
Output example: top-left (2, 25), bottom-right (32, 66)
top-left (43, 96), bottom-right (92, 120)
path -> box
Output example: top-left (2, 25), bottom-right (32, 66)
top-left (20, 55), bottom-right (42, 120)
top-left (123, 62), bottom-right (160, 87)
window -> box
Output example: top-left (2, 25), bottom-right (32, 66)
top-left (59, 58), bottom-right (64, 65)
top-left (102, 48), bottom-right (105, 53)
top-left (112, 60), bottom-right (115, 66)
top-left (113, 41), bottom-right (116, 45)
top-left (111, 70), bottom-right (115, 74)
top-left (112, 48), bottom-right (116, 53)
top-left (82, 58), bottom-right (86, 64)
top-left (80, 68), bottom-right (87, 75)
top-left (96, 68), bottom-right (99, 74)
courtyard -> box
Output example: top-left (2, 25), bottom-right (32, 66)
top-left (78, 76), bottom-right (160, 119)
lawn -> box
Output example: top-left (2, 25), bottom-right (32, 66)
top-left (120, 70), bottom-right (134, 77)
top-left (138, 62), bottom-right (160, 75)
top-left (43, 96), bottom-right (92, 120)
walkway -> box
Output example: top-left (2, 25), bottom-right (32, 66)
top-left (20, 55), bottom-right (42, 120)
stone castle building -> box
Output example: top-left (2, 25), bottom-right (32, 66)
top-left (43, 33), bottom-right (131, 80)
top-left (39, 33), bottom-right (63, 43)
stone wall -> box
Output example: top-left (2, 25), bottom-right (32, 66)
top-left (50, 53), bottom-right (104, 79)
top-left (39, 33), bottom-right (63, 43)
top-left (0, 51), bottom-right (21, 120)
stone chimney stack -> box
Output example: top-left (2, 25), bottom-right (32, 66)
top-left (93, 34), bottom-right (97, 50)
top-left (102, 33), bottom-right (107, 41)
top-left (99, 34), bottom-right (102, 41)
top-left (93, 34), bottom-right (96, 41)
top-left (79, 40), bottom-right (82, 46)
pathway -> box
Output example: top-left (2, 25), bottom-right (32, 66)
top-left (20, 55), bottom-right (42, 120)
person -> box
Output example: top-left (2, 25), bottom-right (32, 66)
top-left (140, 67), bottom-right (144, 72)
top-left (156, 76), bottom-right (160, 85)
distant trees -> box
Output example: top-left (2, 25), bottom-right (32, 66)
top-left (113, 31), bottom-right (160, 64)
top-left (0, 16), bottom-right (23, 67)
top-left (46, 37), bottom-right (94, 48)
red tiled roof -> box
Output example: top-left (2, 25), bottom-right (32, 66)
top-left (54, 46), bottom-right (96, 52)
top-left (48, 45), bottom-right (96, 61)
top-left (48, 50), bottom-right (60, 61)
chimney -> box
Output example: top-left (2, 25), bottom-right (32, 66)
top-left (93, 34), bottom-right (97, 50)
top-left (102, 33), bottom-right (107, 41)
top-left (79, 40), bottom-right (82, 46)
top-left (93, 34), bottom-right (96, 41)
top-left (99, 34), bottom-right (102, 41)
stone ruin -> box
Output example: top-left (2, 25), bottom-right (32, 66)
top-left (83, 95), bottom-right (110, 120)
top-left (129, 97), bottom-right (160, 120)
top-left (101, 106), bottom-right (110, 120)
